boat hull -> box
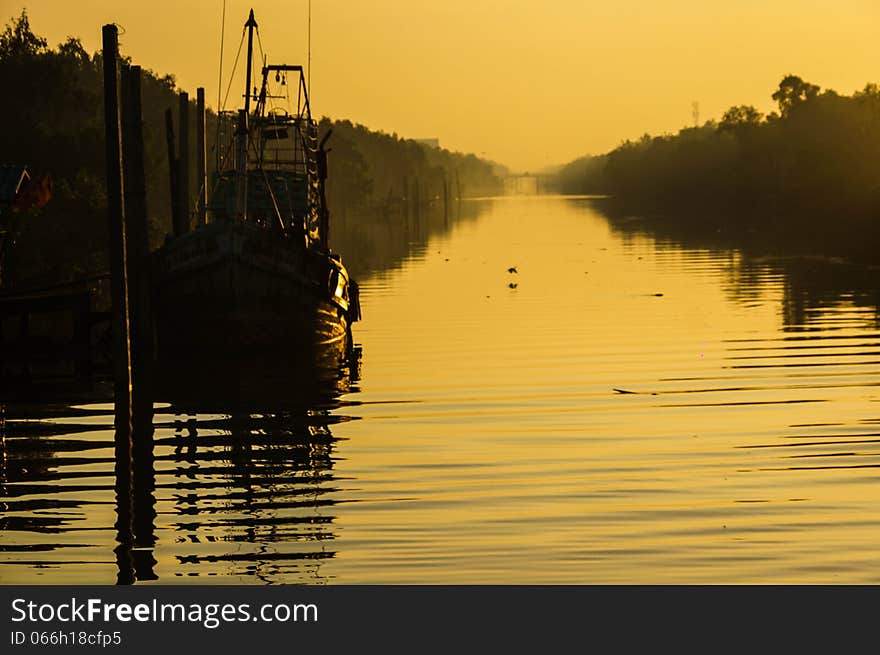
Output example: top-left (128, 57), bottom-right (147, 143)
top-left (152, 223), bottom-right (353, 371)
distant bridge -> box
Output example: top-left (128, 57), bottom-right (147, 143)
top-left (502, 174), bottom-right (552, 195)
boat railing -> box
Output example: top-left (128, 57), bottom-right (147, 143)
top-left (215, 113), bottom-right (317, 171)
top-left (208, 42), bottom-right (323, 239)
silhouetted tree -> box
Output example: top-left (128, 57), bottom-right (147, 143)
top-left (772, 75), bottom-right (820, 117)
top-left (0, 10), bottom-right (503, 286)
top-left (0, 9), bottom-right (45, 58)
top-left (554, 73), bottom-right (880, 259)
top-left (719, 105), bottom-right (763, 131)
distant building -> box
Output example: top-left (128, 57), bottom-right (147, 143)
top-left (414, 138), bottom-right (440, 149)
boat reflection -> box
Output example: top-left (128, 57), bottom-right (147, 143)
top-left (0, 343), bottom-right (359, 584)
top-left (126, 346), bottom-right (359, 584)
top-left (153, 404), bottom-right (344, 584)
top-left (0, 189), bottom-right (497, 584)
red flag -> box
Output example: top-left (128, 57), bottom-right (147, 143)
top-left (13, 173), bottom-right (52, 211)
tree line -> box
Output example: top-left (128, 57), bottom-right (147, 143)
top-left (0, 10), bottom-right (503, 287)
top-left (554, 75), bottom-right (880, 258)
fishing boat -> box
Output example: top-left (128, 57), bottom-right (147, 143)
top-left (151, 9), bottom-right (360, 373)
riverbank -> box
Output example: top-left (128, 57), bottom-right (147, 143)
top-left (554, 74), bottom-right (880, 263)
top-left (0, 10), bottom-right (504, 291)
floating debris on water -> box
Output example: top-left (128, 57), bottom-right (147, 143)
top-left (613, 388), bottom-right (657, 395)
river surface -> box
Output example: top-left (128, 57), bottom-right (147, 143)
top-left (4, 195), bottom-right (880, 584)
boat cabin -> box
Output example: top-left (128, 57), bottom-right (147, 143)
top-left (209, 63), bottom-right (327, 250)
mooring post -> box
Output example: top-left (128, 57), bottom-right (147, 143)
top-left (121, 64), bottom-right (153, 425)
top-left (102, 24), bottom-right (132, 434)
top-left (413, 179), bottom-right (421, 236)
top-left (123, 66), bottom-right (157, 584)
top-left (104, 24), bottom-right (134, 585)
top-left (402, 175), bottom-right (409, 225)
top-left (164, 108), bottom-right (179, 234)
top-left (196, 87), bottom-right (207, 226)
top-left (177, 92), bottom-right (190, 235)
top-left (72, 293), bottom-right (92, 383)
top-left (443, 173), bottom-right (449, 225)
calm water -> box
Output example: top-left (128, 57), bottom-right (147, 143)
top-left (4, 195), bottom-right (880, 583)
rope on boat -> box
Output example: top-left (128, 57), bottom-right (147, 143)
top-left (254, 27), bottom-right (278, 116)
top-left (221, 27), bottom-right (247, 112)
top-left (246, 133), bottom-right (286, 232)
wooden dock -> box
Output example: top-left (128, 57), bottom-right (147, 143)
top-left (0, 285), bottom-right (110, 390)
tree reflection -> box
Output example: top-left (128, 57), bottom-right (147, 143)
top-left (594, 197), bottom-right (880, 331)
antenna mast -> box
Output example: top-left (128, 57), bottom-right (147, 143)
top-left (307, 0), bottom-right (312, 96)
top-left (218, 0), bottom-right (226, 112)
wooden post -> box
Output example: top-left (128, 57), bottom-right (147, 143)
top-left (443, 173), bottom-right (449, 226)
top-left (72, 293), bottom-right (92, 383)
top-left (402, 175), bottom-right (409, 224)
top-left (177, 92), bottom-right (190, 234)
top-left (455, 169), bottom-right (462, 219)
top-left (196, 87), bottom-right (207, 225)
top-left (104, 24), bottom-right (134, 584)
top-left (164, 108), bottom-right (179, 234)
top-left (413, 178), bottom-right (421, 238)
top-left (102, 24), bottom-right (132, 434)
top-left (121, 65), bottom-right (153, 424)
top-left (121, 66), bottom-right (156, 584)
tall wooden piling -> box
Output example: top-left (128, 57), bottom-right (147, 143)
top-left (455, 169), bottom-right (463, 219)
top-left (121, 65), bottom-right (153, 424)
top-left (164, 108), bottom-right (179, 233)
top-left (104, 24), bottom-right (134, 584)
top-left (177, 92), bottom-right (190, 234)
top-left (123, 66), bottom-right (157, 582)
top-left (443, 173), bottom-right (449, 225)
top-left (196, 87), bottom-right (207, 226)
top-left (102, 24), bottom-right (132, 434)
top-left (413, 179), bottom-right (421, 239)
top-left (413, 179), bottom-right (421, 217)
top-left (402, 175), bottom-right (409, 224)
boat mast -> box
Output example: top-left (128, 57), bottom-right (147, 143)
top-left (244, 9), bottom-right (256, 117)
top-left (236, 9), bottom-right (258, 222)
top-left (235, 109), bottom-right (248, 221)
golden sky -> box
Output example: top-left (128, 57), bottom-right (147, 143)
top-left (11, 0), bottom-right (880, 171)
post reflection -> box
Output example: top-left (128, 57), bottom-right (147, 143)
top-left (113, 397), bottom-right (157, 584)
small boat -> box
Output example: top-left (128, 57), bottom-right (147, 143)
top-left (151, 9), bottom-right (360, 373)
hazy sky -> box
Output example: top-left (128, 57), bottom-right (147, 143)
top-left (10, 1), bottom-right (880, 171)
